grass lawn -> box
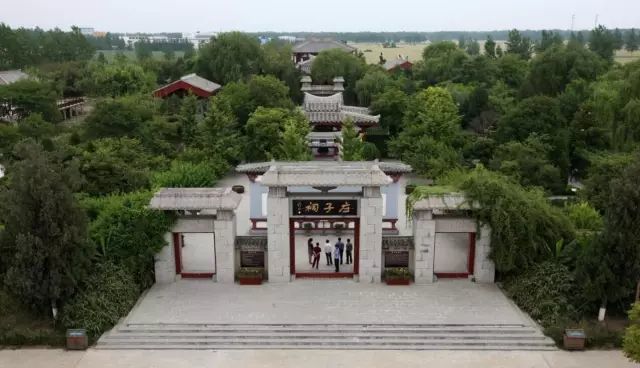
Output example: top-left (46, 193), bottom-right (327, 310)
top-left (0, 290), bottom-right (65, 346)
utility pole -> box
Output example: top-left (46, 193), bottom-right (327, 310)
top-left (571, 14), bottom-right (575, 31)
top-left (594, 14), bottom-right (599, 27)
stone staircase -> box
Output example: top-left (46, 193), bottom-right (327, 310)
top-left (96, 323), bottom-right (556, 350)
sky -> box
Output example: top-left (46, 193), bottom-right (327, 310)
top-left (1, 0), bottom-right (638, 33)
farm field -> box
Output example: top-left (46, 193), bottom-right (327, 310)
top-left (352, 41), bottom-right (640, 65)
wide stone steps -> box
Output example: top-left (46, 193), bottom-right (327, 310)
top-left (97, 323), bottom-right (556, 351)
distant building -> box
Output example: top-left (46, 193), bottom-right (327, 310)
top-left (153, 73), bottom-right (222, 99)
top-left (384, 56), bottom-right (413, 73)
top-left (0, 69), bottom-right (29, 85)
top-left (292, 39), bottom-right (356, 63)
top-left (79, 27), bottom-right (95, 36)
top-left (187, 32), bottom-right (217, 49)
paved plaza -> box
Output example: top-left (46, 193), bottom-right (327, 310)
top-left (0, 349), bottom-right (637, 368)
top-left (123, 279), bottom-right (531, 325)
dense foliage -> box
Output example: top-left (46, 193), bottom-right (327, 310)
top-left (624, 303), bottom-right (640, 363)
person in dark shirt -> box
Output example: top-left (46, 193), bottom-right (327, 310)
top-left (336, 237), bottom-right (345, 265)
top-left (312, 242), bottom-right (322, 269)
top-left (345, 239), bottom-right (353, 265)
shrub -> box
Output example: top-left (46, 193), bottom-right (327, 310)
top-left (152, 160), bottom-right (228, 188)
top-left (565, 201), bottom-right (603, 232)
top-left (84, 191), bottom-right (174, 290)
top-left (505, 261), bottom-right (576, 328)
top-left (624, 303), bottom-right (640, 362)
top-left (384, 267), bottom-right (412, 280)
top-left (361, 142), bottom-right (380, 160)
top-left (61, 263), bottom-right (139, 338)
top-left (546, 318), bottom-right (624, 349)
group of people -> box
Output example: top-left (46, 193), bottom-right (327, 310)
top-left (308, 237), bottom-right (353, 272)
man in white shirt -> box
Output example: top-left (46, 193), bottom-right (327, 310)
top-left (324, 240), bottom-right (333, 266)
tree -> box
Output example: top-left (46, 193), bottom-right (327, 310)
top-left (370, 88), bottom-right (408, 137)
top-left (496, 45), bottom-right (504, 57)
top-left (354, 69), bottom-right (395, 106)
top-left (340, 119), bottom-right (364, 161)
top-left (626, 29), bottom-right (639, 52)
top-left (389, 87), bottom-right (462, 176)
top-left (79, 137), bottom-right (160, 196)
top-left (179, 94), bottom-right (198, 146)
top-left (536, 30), bottom-right (563, 53)
top-left (196, 32), bottom-right (263, 84)
top-left (589, 25), bottom-right (616, 62)
top-left (484, 36), bottom-right (497, 58)
top-left (0, 141), bottom-right (91, 317)
top-left (613, 28), bottom-right (625, 50)
top-left (261, 40), bottom-right (301, 100)
top-left (84, 61), bottom-right (155, 97)
top-left (496, 96), bottom-right (570, 176)
top-left (582, 152), bottom-right (634, 212)
top-left (525, 44), bottom-right (607, 96)
top-left (490, 135), bottom-right (564, 193)
top-left (580, 158), bottom-right (640, 315)
top-left (495, 54), bottom-right (528, 88)
top-left (245, 107), bottom-right (306, 161)
top-left (506, 29), bottom-right (533, 60)
top-left (311, 48), bottom-right (366, 104)
top-left (0, 79), bottom-right (61, 122)
top-left (415, 41), bottom-right (468, 85)
top-left (466, 40), bottom-right (480, 56)
top-left (624, 303), bottom-right (640, 363)
top-left (84, 96), bottom-right (156, 139)
top-left (274, 115), bottom-right (312, 161)
top-left (198, 97), bottom-right (245, 164)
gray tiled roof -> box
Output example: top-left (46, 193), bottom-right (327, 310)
top-left (302, 93), bottom-right (380, 124)
top-left (293, 39), bottom-right (356, 54)
top-left (236, 161), bottom-right (412, 174)
top-left (180, 73), bottom-right (221, 93)
top-left (259, 161), bottom-right (392, 186)
top-left (149, 188), bottom-right (241, 211)
top-left (0, 70), bottom-right (29, 85)
top-left (412, 194), bottom-right (472, 211)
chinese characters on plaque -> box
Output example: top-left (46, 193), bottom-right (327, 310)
top-left (293, 200), bottom-right (358, 216)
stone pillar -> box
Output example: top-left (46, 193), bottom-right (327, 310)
top-left (214, 209), bottom-right (237, 283)
top-left (359, 186), bottom-right (384, 283)
top-left (474, 225), bottom-right (495, 283)
top-left (412, 209), bottom-right (435, 284)
top-left (154, 232), bottom-right (177, 284)
top-left (267, 186), bottom-right (291, 282)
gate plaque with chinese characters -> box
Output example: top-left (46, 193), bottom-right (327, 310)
top-left (293, 200), bottom-right (358, 216)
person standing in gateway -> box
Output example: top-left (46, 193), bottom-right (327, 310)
top-left (345, 239), bottom-right (353, 265)
top-left (312, 242), bottom-right (322, 270)
top-left (324, 240), bottom-right (333, 266)
top-left (336, 237), bottom-right (345, 265)
top-left (334, 243), bottom-right (341, 273)
top-left (307, 238), bottom-right (314, 264)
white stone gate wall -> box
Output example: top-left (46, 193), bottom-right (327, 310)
top-left (412, 211), bottom-right (436, 284)
top-left (359, 186), bottom-right (384, 283)
top-left (214, 210), bottom-right (237, 283)
top-left (267, 186), bottom-right (291, 282)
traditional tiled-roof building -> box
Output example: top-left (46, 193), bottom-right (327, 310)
top-left (152, 73), bottom-right (222, 99)
top-left (292, 39), bottom-right (356, 64)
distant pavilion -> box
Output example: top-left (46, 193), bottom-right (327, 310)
top-left (153, 73), bottom-right (221, 99)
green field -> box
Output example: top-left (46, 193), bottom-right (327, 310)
top-left (95, 50), bottom-right (185, 61)
top-left (352, 41), bottom-right (640, 65)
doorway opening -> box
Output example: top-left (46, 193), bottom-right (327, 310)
top-left (433, 232), bottom-right (475, 279)
top-left (289, 218), bottom-right (359, 278)
top-left (172, 232), bottom-right (216, 278)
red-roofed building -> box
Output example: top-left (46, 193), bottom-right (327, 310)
top-left (152, 73), bottom-right (222, 99)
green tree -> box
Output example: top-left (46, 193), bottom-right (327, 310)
top-left (496, 96), bottom-right (570, 176)
top-left (416, 41), bottom-right (468, 85)
top-left (582, 152), bottom-right (634, 212)
top-left (84, 61), bottom-right (155, 97)
top-left (624, 303), bottom-right (640, 363)
top-left (506, 29), bottom-right (533, 60)
top-left (370, 87), bottom-right (408, 137)
top-left (589, 25), bottom-right (616, 62)
top-left (490, 135), bottom-right (564, 193)
top-left (613, 28), bottom-right (625, 50)
top-left (484, 36), bottom-right (497, 58)
top-left (274, 115), bottom-right (311, 161)
top-left (0, 141), bottom-right (91, 317)
top-left (466, 40), bottom-right (480, 56)
top-left (245, 107), bottom-right (306, 161)
top-left (536, 30), bottom-right (563, 53)
top-left (198, 97), bottom-right (245, 164)
top-left (311, 48), bottom-right (366, 104)
top-left (0, 79), bottom-right (61, 122)
top-left (196, 32), bottom-right (263, 84)
top-left (495, 54), bottom-right (528, 88)
top-left (179, 94), bottom-right (198, 146)
top-left (79, 137), bottom-right (160, 196)
top-left (84, 96), bottom-right (156, 139)
top-left (261, 40), bottom-right (301, 100)
top-left (340, 118), bottom-right (364, 161)
top-left (626, 29), bottom-right (639, 52)
top-left (355, 69), bottom-right (395, 106)
top-left (525, 44), bottom-right (607, 96)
